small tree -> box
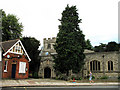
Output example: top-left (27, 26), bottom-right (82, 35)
top-left (85, 39), bottom-right (93, 50)
top-left (54, 5), bottom-right (86, 76)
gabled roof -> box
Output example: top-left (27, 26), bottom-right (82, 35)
top-left (0, 39), bottom-right (19, 52)
top-left (0, 39), bottom-right (31, 62)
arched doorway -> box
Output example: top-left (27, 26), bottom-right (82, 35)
top-left (44, 67), bottom-right (51, 78)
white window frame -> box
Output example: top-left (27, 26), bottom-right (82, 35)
top-left (15, 45), bottom-right (21, 51)
top-left (19, 62), bottom-right (26, 73)
top-left (4, 61), bottom-right (8, 72)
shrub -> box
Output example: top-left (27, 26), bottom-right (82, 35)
top-left (100, 76), bottom-right (108, 79)
top-left (71, 75), bottom-right (82, 80)
top-left (79, 77), bottom-right (82, 80)
top-left (29, 73), bottom-right (32, 78)
top-left (97, 77), bottom-right (100, 79)
top-left (56, 74), bottom-right (68, 80)
top-left (55, 77), bottom-right (59, 80)
top-left (92, 75), bottom-right (95, 80)
top-left (71, 75), bottom-right (75, 80)
top-left (118, 76), bottom-right (120, 79)
top-left (33, 72), bottom-right (38, 78)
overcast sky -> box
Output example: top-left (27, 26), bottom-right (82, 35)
top-left (0, 0), bottom-right (119, 48)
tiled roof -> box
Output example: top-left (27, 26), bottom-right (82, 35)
top-left (0, 39), bottom-right (19, 52)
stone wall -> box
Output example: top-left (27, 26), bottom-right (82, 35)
top-left (2, 53), bottom-right (29, 79)
top-left (84, 51), bottom-right (119, 78)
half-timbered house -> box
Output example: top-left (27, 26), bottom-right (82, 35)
top-left (0, 39), bottom-right (31, 79)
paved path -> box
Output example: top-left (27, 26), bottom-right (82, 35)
top-left (0, 79), bottom-right (120, 87)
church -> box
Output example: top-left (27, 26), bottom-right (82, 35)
top-left (38, 37), bottom-right (120, 79)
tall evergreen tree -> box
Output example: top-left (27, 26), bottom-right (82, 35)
top-left (54, 5), bottom-right (86, 76)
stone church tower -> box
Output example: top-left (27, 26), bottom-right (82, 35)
top-left (38, 37), bottom-right (56, 78)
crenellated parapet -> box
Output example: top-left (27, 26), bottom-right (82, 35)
top-left (43, 37), bottom-right (56, 43)
top-left (43, 37), bottom-right (56, 50)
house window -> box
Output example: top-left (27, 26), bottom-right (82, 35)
top-left (19, 62), bottom-right (26, 73)
top-left (15, 45), bottom-right (21, 51)
top-left (90, 60), bottom-right (100, 71)
top-left (108, 61), bottom-right (113, 71)
top-left (4, 61), bottom-right (8, 72)
top-left (47, 44), bottom-right (51, 49)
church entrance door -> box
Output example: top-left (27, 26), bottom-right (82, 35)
top-left (44, 67), bottom-right (51, 78)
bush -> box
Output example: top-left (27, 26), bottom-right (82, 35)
top-left (56, 74), bottom-right (82, 81)
top-left (29, 73), bottom-right (32, 78)
top-left (55, 77), bottom-right (59, 80)
top-left (92, 75), bottom-right (95, 80)
top-left (56, 74), bottom-right (68, 80)
top-left (71, 75), bottom-right (82, 80)
top-left (97, 77), bottom-right (100, 79)
top-left (33, 72), bottom-right (38, 78)
top-left (100, 76), bottom-right (108, 79)
top-left (118, 76), bottom-right (120, 79)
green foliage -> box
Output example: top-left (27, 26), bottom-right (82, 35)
top-left (55, 77), bottom-right (59, 80)
top-left (100, 76), bottom-right (108, 79)
top-left (55, 74), bottom-right (68, 81)
top-left (85, 39), bottom-right (93, 50)
top-left (53, 5), bottom-right (86, 76)
top-left (94, 41), bottom-right (119, 52)
top-left (71, 75), bottom-right (82, 80)
top-left (94, 43), bottom-right (106, 52)
top-left (55, 74), bottom-right (84, 81)
top-left (21, 37), bottom-right (41, 75)
top-left (92, 75), bottom-right (95, 80)
top-left (106, 42), bottom-right (119, 51)
top-left (33, 72), bottom-right (38, 78)
top-left (118, 76), bottom-right (120, 79)
top-left (1, 9), bottom-right (23, 41)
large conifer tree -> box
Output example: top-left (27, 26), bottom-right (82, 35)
top-left (54, 5), bottom-right (86, 76)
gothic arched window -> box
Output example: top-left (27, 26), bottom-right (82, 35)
top-left (90, 60), bottom-right (100, 71)
top-left (108, 61), bottom-right (113, 71)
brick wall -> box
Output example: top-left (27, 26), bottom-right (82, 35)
top-left (2, 53), bottom-right (29, 79)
